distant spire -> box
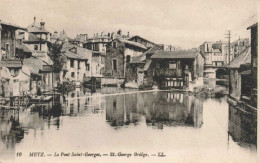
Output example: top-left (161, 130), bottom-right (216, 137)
top-left (34, 16), bottom-right (36, 24)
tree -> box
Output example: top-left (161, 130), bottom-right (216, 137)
top-left (48, 43), bottom-right (67, 73)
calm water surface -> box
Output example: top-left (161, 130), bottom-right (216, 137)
top-left (0, 88), bottom-right (257, 162)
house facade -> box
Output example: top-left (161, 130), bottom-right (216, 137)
top-left (61, 46), bottom-right (92, 86)
top-left (104, 38), bottom-right (147, 82)
top-left (150, 50), bottom-right (204, 90)
top-left (0, 20), bottom-right (28, 97)
top-left (125, 44), bottom-right (164, 88)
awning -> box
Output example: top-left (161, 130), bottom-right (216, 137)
top-left (143, 59), bottom-right (152, 71)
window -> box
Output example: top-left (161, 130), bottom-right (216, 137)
top-left (169, 61), bottom-right (177, 69)
top-left (78, 61), bottom-right (80, 69)
top-left (112, 59), bottom-right (117, 71)
top-left (71, 72), bottom-right (75, 78)
top-left (156, 63), bottom-right (160, 69)
top-left (126, 55), bottom-right (131, 62)
top-left (113, 42), bottom-right (117, 48)
top-left (85, 63), bottom-right (90, 71)
top-left (70, 59), bottom-right (74, 68)
top-left (34, 45), bottom-right (38, 50)
top-left (5, 43), bottom-right (10, 51)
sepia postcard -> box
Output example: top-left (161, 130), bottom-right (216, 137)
top-left (0, 0), bottom-right (259, 162)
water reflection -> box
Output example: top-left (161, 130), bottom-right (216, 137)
top-left (105, 92), bottom-right (203, 129)
top-left (228, 104), bottom-right (257, 147)
top-left (0, 89), bottom-right (257, 162)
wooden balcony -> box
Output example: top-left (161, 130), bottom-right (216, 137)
top-left (154, 68), bottom-right (182, 77)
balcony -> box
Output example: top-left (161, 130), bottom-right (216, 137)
top-left (154, 68), bottom-right (182, 77)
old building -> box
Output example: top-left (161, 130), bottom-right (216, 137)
top-left (0, 20), bottom-right (27, 97)
top-left (228, 23), bottom-right (257, 108)
top-left (200, 41), bottom-right (227, 67)
top-left (150, 50), bottom-right (204, 90)
top-left (60, 44), bottom-right (92, 86)
top-left (125, 44), bottom-right (164, 88)
top-left (104, 38), bottom-right (147, 85)
top-left (164, 45), bottom-right (181, 51)
top-left (128, 35), bottom-right (156, 49)
top-left (74, 34), bottom-right (88, 47)
top-left (247, 23), bottom-right (257, 106)
top-left (228, 46), bottom-right (251, 100)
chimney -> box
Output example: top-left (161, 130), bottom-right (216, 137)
top-left (34, 16), bottom-right (36, 25)
top-left (111, 32), bottom-right (114, 39)
top-left (108, 33), bottom-right (110, 38)
top-left (40, 18), bottom-right (45, 29)
top-left (117, 29), bottom-right (122, 36)
top-left (127, 32), bottom-right (130, 37)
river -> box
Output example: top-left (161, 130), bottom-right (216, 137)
top-left (0, 88), bottom-right (257, 162)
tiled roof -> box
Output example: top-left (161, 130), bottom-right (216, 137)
top-left (16, 44), bottom-right (32, 53)
top-left (63, 47), bottom-right (91, 60)
top-left (23, 56), bottom-right (51, 74)
top-left (228, 46), bottom-right (251, 68)
top-left (146, 45), bottom-right (163, 54)
top-left (129, 35), bottom-right (156, 45)
top-left (23, 33), bottom-right (47, 43)
top-left (151, 50), bottom-right (199, 59)
top-left (1, 21), bottom-right (26, 30)
top-left (61, 42), bottom-right (76, 52)
top-left (130, 53), bottom-right (146, 64)
top-left (130, 45), bottom-right (162, 64)
top-left (119, 39), bottom-right (147, 50)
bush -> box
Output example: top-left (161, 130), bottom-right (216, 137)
top-left (56, 81), bottom-right (76, 94)
top-left (193, 85), bottom-right (227, 98)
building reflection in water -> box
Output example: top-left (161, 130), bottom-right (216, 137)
top-left (106, 92), bottom-right (203, 129)
top-left (228, 104), bottom-right (257, 146)
top-left (0, 109), bottom-right (25, 159)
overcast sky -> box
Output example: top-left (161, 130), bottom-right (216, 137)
top-left (0, 0), bottom-right (257, 49)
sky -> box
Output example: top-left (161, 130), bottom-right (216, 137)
top-left (0, 0), bottom-right (258, 49)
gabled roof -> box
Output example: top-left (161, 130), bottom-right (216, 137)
top-left (228, 46), bottom-right (251, 68)
top-left (247, 23), bottom-right (257, 30)
top-left (130, 53), bottom-right (146, 64)
top-left (151, 50), bottom-right (200, 59)
top-left (23, 33), bottom-right (47, 43)
top-left (130, 45), bottom-right (163, 64)
top-left (118, 39), bottom-right (147, 50)
top-left (129, 35), bottom-right (156, 45)
top-left (16, 44), bottom-right (32, 53)
top-left (1, 21), bottom-right (26, 30)
top-left (63, 47), bottom-right (91, 60)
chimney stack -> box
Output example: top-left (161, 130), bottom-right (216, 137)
top-left (40, 18), bottom-right (45, 30)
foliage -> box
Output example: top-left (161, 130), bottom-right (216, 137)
top-left (56, 81), bottom-right (76, 94)
top-left (193, 85), bottom-right (227, 98)
top-left (48, 43), bottom-right (67, 73)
